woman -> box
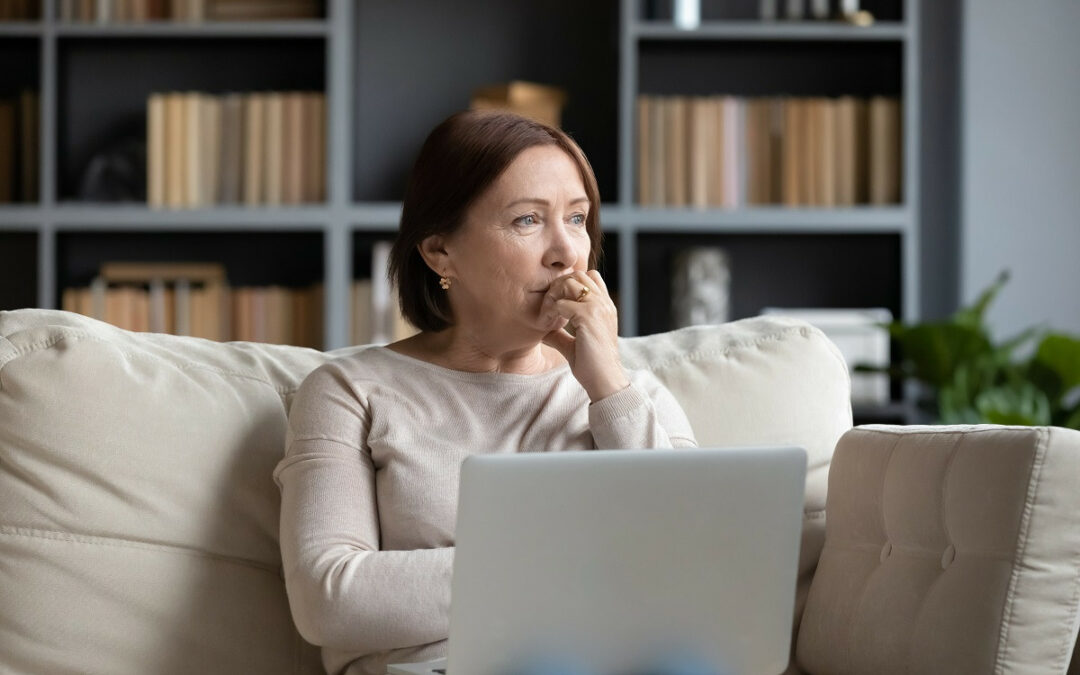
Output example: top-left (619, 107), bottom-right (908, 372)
top-left (273, 110), bottom-right (697, 675)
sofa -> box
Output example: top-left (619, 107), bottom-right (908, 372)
top-left (1, 307), bottom-right (1078, 674)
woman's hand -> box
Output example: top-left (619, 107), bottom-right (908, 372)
top-left (540, 270), bottom-right (630, 402)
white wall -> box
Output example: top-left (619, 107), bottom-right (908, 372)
top-left (962, 0), bottom-right (1080, 339)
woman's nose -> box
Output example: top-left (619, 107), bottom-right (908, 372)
top-left (542, 223), bottom-right (579, 269)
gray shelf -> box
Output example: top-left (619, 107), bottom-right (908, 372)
top-left (48, 204), bottom-right (331, 227)
top-left (633, 20), bottom-right (909, 41)
top-left (627, 206), bottom-right (909, 232)
top-left (0, 22), bottom-right (43, 35)
top-left (2, 0), bottom-right (921, 353)
top-left (52, 20), bottom-right (330, 37)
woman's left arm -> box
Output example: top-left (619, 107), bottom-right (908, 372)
top-left (587, 369), bottom-right (698, 450)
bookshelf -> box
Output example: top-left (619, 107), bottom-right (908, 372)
top-left (0, 0), bottom-right (920, 421)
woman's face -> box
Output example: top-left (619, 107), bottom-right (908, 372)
top-left (439, 144), bottom-right (593, 338)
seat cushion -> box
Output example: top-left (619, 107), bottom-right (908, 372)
top-left (0, 309), bottom-right (850, 673)
top-left (797, 424), bottom-right (1080, 675)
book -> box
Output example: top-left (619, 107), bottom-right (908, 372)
top-left (219, 93), bottom-right (244, 205)
top-left (284, 91), bottom-right (303, 205)
top-left (264, 92), bottom-right (284, 206)
top-left (243, 93), bottom-right (266, 206)
top-left (148, 93), bottom-right (166, 207)
top-left (869, 96), bottom-right (901, 204)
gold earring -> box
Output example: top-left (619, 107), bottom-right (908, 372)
top-left (439, 276), bottom-right (451, 290)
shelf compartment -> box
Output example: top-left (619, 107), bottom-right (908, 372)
top-left (638, 39), bottom-right (902, 97)
top-left (635, 230), bottom-right (901, 334)
top-left (57, 37), bottom-right (325, 202)
top-left (0, 231), bottom-right (38, 310)
top-left (353, 0), bottom-right (620, 203)
top-left (56, 229), bottom-right (324, 293)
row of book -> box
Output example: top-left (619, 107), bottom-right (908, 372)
top-left (58, 0), bottom-right (319, 22)
top-left (147, 90), bottom-right (326, 209)
top-left (0, 0), bottom-right (39, 19)
top-left (59, 262), bottom-right (325, 348)
top-left (0, 91), bottom-right (40, 204)
top-left (636, 95), bottom-right (902, 208)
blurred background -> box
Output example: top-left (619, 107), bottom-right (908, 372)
top-left (0, 0), bottom-right (1077, 424)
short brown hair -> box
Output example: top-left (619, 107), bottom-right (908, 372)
top-left (389, 110), bottom-right (603, 333)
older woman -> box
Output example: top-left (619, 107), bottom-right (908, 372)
top-left (273, 110), bottom-right (697, 675)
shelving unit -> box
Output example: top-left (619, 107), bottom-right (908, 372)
top-left (1, 0), bottom-right (920, 421)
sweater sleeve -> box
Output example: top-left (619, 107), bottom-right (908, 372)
top-left (587, 368), bottom-right (698, 450)
top-left (272, 361), bottom-right (453, 654)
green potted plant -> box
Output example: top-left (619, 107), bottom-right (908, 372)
top-left (858, 271), bottom-right (1080, 428)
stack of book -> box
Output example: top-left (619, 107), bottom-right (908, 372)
top-left (0, 90), bottom-right (40, 204)
top-left (60, 261), bottom-right (324, 348)
top-left (351, 241), bottom-right (418, 346)
top-left (58, 0), bottom-right (320, 22)
top-left (637, 95), bottom-right (902, 208)
top-left (147, 91), bottom-right (326, 209)
top-left (0, 0), bottom-right (41, 19)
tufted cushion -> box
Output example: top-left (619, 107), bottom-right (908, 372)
top-left (797, 424), bottom-right (1080, 674)
top-left (0, 309), bottom-right (848, 673)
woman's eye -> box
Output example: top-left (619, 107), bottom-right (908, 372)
top-left (514, 214), bottom-right (537, 226)
top-left (570, 213), bottom-right (587, 225)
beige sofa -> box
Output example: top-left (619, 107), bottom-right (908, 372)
top-left (1, 308), bottom-right (1078, 674)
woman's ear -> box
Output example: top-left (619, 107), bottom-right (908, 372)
top-left (418, 234), bottom-right (454, 279)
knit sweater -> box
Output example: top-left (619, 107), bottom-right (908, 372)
top-left (272, 346), bottom-right (698, 675)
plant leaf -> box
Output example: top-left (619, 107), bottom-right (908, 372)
top-left (1064, 404), bottom-right (1080, 431)
top-left (952, 269), bottom-right (1009, 329)
top-left (1034, 333), bottom-right (1080, 392)
top-left (894, 323), bottom-right (992, 388)
top-left (974, 383), bottom-right (1052, 426)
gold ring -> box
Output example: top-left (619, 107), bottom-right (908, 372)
top-left (576, 286), bottom-right (590, 302)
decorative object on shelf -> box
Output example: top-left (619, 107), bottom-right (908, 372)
top-left (859, 270), bottom-right (1080, 429)
top-left (809, 0), bottom-right (829, 20)
top-left (637, 94), bottom-right (901, 208)
top-left (673, 0), bottom-right (699, 30)
top-left (784, 0), bottom-right (803, 20)
top-left (146, 90), bottom-right (325, 209)
top-left (78, 136), bottom-right (146, 202)
top-left (57, 0), bottom-right (321, 23)
top-left (470, 81), bottom-right (568, 130)
top-left (671, 247), bottom-right (731, 329)
top-left (759, 0), bottom-right (778, 21)
top-left (354, 240), bottom-right (416, 346)
top-left (761, 306), bottom-right (893, 405)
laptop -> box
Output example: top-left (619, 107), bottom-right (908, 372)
top-left (388, 446), bottom-right (807, 675)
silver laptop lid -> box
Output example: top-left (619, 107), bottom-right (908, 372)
top-left (447, 446), bottom-right (807, 675)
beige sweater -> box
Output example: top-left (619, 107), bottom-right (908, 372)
top-left (273, 346), bottom-right (698, 675)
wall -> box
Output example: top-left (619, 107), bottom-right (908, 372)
top-left (961, 0), bottom-right (1080, 339)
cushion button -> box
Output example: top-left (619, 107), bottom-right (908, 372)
top-left (880, 541), bottom-right (892, 563)
top-left (941, 544), bottom-right (956, 570)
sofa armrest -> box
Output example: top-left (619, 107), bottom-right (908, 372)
top-left (796, 424), bottom-right (1080, 675)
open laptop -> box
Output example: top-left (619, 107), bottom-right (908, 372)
top-left (388, 446), bottom-right (807, 675)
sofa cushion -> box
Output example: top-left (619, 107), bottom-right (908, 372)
top-left (619, 318), bottom-right (853, 653)
top-left (797, 424), bottom-right (1080, 675)
top-left (0, 309), bottom-right (849, 673)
